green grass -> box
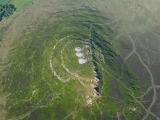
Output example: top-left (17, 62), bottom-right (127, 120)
top-left (0, 0), bottom-right (10, 5)
top-left (3, 9), bottom-right (143, 120)
top-left (63, 40), bottom-right (95, 79)
top-left (9, 0), bottom-right (34, 10)
top-left (51, 37), bottom-right (74, 80)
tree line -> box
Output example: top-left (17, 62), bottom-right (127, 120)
top-left (0, 4), bottom-right (16, 21)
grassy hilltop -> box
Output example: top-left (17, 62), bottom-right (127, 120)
top-left (1, 0), bottom-right (160, 120)
top-left (2, 9), bottom-right (143, 120)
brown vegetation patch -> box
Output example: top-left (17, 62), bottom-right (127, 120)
top-left (109, 78), bottom-right (122, 100)
top-left (126, 53), bottom-right (151, 91)
top-left (142, 89), bottom-right (154, 109)
top-left (120, 36), bottom-right (133, 58)
top-left (148, 56), bottom-right (160, 86)
top-left (151, 88), bottom-right (160, 118)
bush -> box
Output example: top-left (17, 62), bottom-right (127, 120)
top-left (0, 4), bottom-right (16, 21)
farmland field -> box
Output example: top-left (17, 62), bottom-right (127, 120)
top-left (9, 0), bottom-right (34, 10)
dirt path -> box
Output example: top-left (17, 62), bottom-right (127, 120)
top-left (124, 28), bottom-right (159, 119)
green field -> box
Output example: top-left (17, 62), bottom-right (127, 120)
top-left (9, 0), bottom-right (34, 10)
top-left (3, 9), bottom-right (143, 120)
top-left (0, 0), bottom-right (10, 5)
top-left (0, 0), bottom-right (34, 10)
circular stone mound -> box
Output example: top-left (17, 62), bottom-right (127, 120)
top-left (76, 52), bottom-right (84, 57)
top-left (75, 47), bottom-right (82, 52)
top-left (78, 58), bottom-right (87, 64)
